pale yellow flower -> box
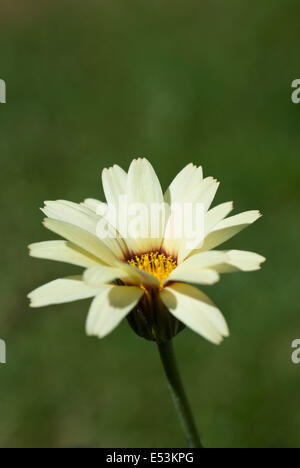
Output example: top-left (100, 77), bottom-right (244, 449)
top-left (28, 158), bottom-right (265, 344)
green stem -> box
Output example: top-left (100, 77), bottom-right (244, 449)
top-left (157, 340), bottom-right (203, 448)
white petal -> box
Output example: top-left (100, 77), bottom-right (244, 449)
top-left (167, 268), bottom-right (219, 285)
top-left (102, 164), bottom-right (127, 211)
top-left (164, 163), bottom-right (202, 205)
top-left (81, 199), bottom-right (119, 241)
top-left (178, 249), bottom-right (265, 273)
top-left (83, 264), bottom-right (129, 286)
top-left (83, 262), bottom-right (160, 288)
top-left (160, 282), bottom-right (229, 344)
top-left (42, 200), bottom-right (127, 259)
top-left (204, 201), bottom-right (234, 234)
top-left (29, 240), bottom-right (99, 268)
top-left (43, 218), bottom-right (117, 266)
top-left (166, 174), bottom-right (218, 209)
top-left (122, 263), bottom-right (161, 287)
top-left (84, 266), bottom-right (123, 285)
top-left (81, 198), bottom-right (107, 213)
top-left (199, 178), bottom-right (220, 212)
top-left (42, 200), bottom-right (98, 235)
top-left (162, 174), bottom-right (219, 258)
top-left (28, 276), bottom-right (100, 308)
top-left (101, 164), bottom-right (137, 253)
top-left (86, 284), bottom-right (143, 338)
top-left (178, 250), bottom-right (227, 269)
top-left (213, 250), bottom-right (266, 272)
top-left (94, 214), bottom-right (129, 258)
top-left (126, 158), bottom-right (165, 252)
top-left (195, 210), bottom-right (262, 252)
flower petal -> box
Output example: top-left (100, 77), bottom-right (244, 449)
top-left (199, 178), bottom-right (220, 212)
top-left (176, 249), bottom-right (265, 274)
top-left (42, 200), bottom-right (98, 235)
top-left (194, 210), bottom-right (262, 252)
top-left (28, 276), bottom-right (100, 308)
top-left (167, 268), bottom-right (219, 285)
top-left (213, 250), bottom-right (266, 272)
top-left (122, 263), bottom-right (161, 287)
top-left (178, 250), bottom-right (227, 269)
top-left (29, 240), bottom-right (100, 268)
top-left (81, 198), bottom-right (107, 214)
top-left (43, 218), bottom-right (117, 266)
top-left (86, 284), bottom-right (143, 338)
top-left (164, 163), bottom-right (203, 205)
top-left (162, 172), bottom-right (219, 258)
top-left (102, 164), bottom-right (127, 211)
top-left (160, 282), bottom-right (228, 344)
top-left (126, 158), bottom-right (165, 252)
top-left (83, 264), bottom-right (129, 286)
top-left (102, 163), bottom-right (138, 253)
top-left (204, 201), bottom-right (234, 234)
top-left (42, 200), bottom-right (127, 259)
top-left (83, 262), bottom-right (160, 288)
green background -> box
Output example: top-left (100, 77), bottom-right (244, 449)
top-left (1, 0), bottom-right (300, 448)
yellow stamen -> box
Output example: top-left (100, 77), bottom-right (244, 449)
top-left (128, 252), bottom-right (177, 289)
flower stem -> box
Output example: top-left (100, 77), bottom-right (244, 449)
top-left (157, 340), bottom-right (203, 448)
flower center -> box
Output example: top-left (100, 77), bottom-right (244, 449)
top-left (128, 252), bottom-right (177, 288)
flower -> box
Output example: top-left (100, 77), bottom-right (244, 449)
top-left (28, 158), bottom-right (265, 344)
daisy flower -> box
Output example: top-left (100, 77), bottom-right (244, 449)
top-left (28, 158), bottom-right (265, 345)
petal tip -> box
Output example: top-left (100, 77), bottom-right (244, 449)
top-left (27, 293), bottom-right (38, 308)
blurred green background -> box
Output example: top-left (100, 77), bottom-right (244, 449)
top-left (1, 0), bottom-right (300, 448)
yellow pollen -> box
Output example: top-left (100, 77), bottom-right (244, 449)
top-left (128, 252), bottom-right (177, 289)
